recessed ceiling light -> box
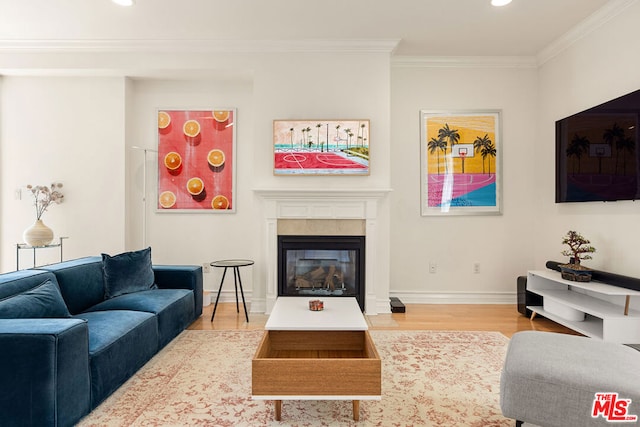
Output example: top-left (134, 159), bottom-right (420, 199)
top-left (491, 0), bottom-right (512, 6)
top-left (112, 0), bottom-right (135, 6)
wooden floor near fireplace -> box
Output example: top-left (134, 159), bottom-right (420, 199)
top-left (189, 302), bottom-right (579, 338)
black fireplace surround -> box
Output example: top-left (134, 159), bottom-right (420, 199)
top-left (277, 235), bottom-right (365, 311)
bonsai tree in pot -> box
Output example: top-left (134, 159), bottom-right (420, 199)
top-left (560, 230), bottom-right (596, 281)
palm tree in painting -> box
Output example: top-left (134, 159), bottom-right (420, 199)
top-left (473, 134), bottom-right (492, 174)
top-left (326, 123), bottom-right (330, 152)
top-left (615, 132), bottom-right (632, 174)
top-left (344, 128), bottom-right (352, 150)
top-left (603, 123), bottom-right (624, 174)
top-left (360, 123), bottom-right (366, 147)
top-left (481, 142), bottom-right (497, 174)
top-left (289, 128), bottom-right (294, 150)
top-left (316, 123), bottom-right (322, 152)
top-left (305, 127), bottom-right (311, 148)
top-left (566, 133), bottom-right (589, 173)
top-left (437, 123), bottom-right (460, 171)
top-left (618, 135), bottom-right (636, 175)
top-left (428, 136), bottom-right (447, 174)
top-left (335, 124), bottom-right (341, 149)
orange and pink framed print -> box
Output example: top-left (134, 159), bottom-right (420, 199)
top-left (273, 119), bottom-right (370, 175)
top-left (420, 110), bottom-right (502, 216)
top-left (157, 109), bottom-right (236, 212)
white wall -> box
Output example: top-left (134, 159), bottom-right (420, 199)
top-left (0, 76), bottom-right (126, 270)
top-left (3, 2), bottom-right (639, 302)
top-left (250, 53), bottom-right (392, 189)
top-left (534, 1), bottom-right (640, 278)
top-left (0, 49), bottom-right (392, 311)
top-left (126, 75), bottom-right (259, 297)
top-left (248, 53), bottom-right (392, 308)
top-left (389, 63), bottom-right (538, 302)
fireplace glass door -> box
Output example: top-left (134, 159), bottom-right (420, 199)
top-left (278, 235), bottom-right (365, 311)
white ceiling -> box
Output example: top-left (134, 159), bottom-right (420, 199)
top-left (0, 0), bottom-right (625, 57)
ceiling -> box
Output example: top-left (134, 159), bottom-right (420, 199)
top-left (0, 0), bottom-right (623, 57)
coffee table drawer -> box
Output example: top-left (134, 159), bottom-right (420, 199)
top-left (252, 330), bottom-right (381, 397)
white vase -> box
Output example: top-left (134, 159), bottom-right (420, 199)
top-left (23, 219), bottom-right (54, 246)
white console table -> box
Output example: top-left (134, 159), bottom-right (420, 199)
top-left (527, 269), bottom-right (640, 344)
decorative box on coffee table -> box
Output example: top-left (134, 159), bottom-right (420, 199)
top-left (252, 297), bottom-right (381, 421)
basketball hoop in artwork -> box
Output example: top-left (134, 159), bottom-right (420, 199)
top-left (451, 144), bottom-right (474, 174)
top-left (451, 144), bottom-right (473, 158)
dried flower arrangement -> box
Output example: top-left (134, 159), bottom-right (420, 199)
top-left (26, 183), bottom-right (64, 220)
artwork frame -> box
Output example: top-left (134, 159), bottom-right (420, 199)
top-left (420, 110), bottom-right (502, 216)
top-left (273, 119), bottom-right (370, 175)
top-left (157, 109), bottom-right (236, 213)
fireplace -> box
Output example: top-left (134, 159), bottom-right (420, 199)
top-left (278, 235), bottom-right (365, 311)
top-left (254, 187), bottom-right (391, 314)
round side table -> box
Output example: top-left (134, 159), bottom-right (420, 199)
top-left (210, 259), bottom-right (254, 323)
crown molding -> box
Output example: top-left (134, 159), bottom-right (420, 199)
top-left (392, 0), bottom-right (637, 70)
top-left (537, 0), bottom-right (638, 65)
top-left (0, 38), bottom-right (400, 54)
top-left (391, 55), bottom-right (537, 69)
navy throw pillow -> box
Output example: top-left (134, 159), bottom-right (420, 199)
top-left (0, 279), bottom-right (72, 318)
top-left (102, 247), bottom-right (157, 299)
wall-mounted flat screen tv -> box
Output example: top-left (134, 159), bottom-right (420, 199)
top-left (556, 89), bottom-right (640, 203)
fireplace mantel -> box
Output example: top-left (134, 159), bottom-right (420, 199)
top-left (254, 188), bottom-right (392, 315)
top-left (254, 188), bottom-right (392, 200)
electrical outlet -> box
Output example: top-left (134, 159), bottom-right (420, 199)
top-left (473, 262), bottom-right (480, 274)
top-left (429, 262), bottom-right (437, 274)
top-left (202, 263), bottom-right (211, 273)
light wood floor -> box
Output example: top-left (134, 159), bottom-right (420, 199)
top-left (189, 302), bottom-right (579, 338)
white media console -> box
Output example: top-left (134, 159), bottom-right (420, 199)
top-left (527, 269), bottom-right (640, 344)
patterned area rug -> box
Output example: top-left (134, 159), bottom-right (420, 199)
top-left (78, 330), bottom-right (512, 426)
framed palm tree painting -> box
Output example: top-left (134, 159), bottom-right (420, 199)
top-left (273, 119), bottom-right (370, 175)
top-left (420, 110), bottom-right (502, 216)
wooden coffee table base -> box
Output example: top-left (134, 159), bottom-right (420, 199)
top-left (273, 399), bottom-right (361, 421)
top-left (252, 299), bottom-right (381, 422)
top-left (252, 330), bottom-right (381, 422)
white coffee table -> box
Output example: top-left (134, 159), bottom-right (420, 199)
top-left (252, 297), bottom-right (381, 421)
top-left (265, 297), bottom-right (369, 331)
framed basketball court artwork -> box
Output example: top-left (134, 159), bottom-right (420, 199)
top-left (157, 109), bottom-right (236, 212)
top-left (273, 119), bottom-right (370, 175)
top-left (420, 110), bottom-right (502, 216)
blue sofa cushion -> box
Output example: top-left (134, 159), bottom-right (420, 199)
top-left (154, 265), bottom-right (204, 319)
top-left (0, 279), bottom-right (71, 318)
top-left (38, 257), bottom-right (106, 315)
top-left (102, 247), bottom-right (157, 299)
top-left (87, 289), bottom-right (195, 348)
top-left (0, 269), bottom-right (59, 299)
top-left (74, 310), bottom-right (158, 408)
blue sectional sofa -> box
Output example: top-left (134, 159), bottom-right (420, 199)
top-left (0, 249), bottom-right (203, 427)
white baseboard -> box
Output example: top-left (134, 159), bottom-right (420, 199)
top-left (203, 289), bottom-right (253, 305)
top-left (390, 291), bottom-right (517, 305)
top-left (203, 290), bottom-right (518, 314)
